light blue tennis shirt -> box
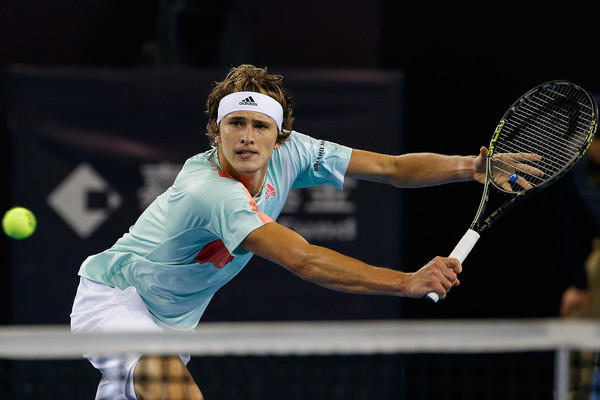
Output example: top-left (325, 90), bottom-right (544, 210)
top-left (78, 131), bottom-right (352, 330)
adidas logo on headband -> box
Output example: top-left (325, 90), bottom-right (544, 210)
top-left (239, 96), bottom-right (258, 106)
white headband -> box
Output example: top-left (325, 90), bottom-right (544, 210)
top-left (217, 91), bottom-right (284, 131)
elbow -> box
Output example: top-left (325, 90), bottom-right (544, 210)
top-left (286, 259), bottom-right (312, 281)
top-left (280, 244), bottom-right (317, 281)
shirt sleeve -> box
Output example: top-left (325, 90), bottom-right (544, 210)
top-left (283, 131), bottom-right (353, 189)
top-left (182, 176), bottom-right (274, 258)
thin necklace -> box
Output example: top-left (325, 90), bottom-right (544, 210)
top-left (213, 149), bottom-right (268, 198)
top-left (254, 171), bottom-right (268, 199)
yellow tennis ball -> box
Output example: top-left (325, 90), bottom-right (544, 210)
top-left (2, 207), bottom-right (37, 239)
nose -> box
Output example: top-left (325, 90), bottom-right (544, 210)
top-left (241, 125), bottom-right (255, 144)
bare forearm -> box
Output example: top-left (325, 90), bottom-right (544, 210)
top-left (390, 153), bottom-right (477, 187)
top-left (347, 149), bottom-right (477, 188)
top-left (242, 223), bottom-right (461, 300)
top-left (282, 243), bottom-right (460, 300)
top-left (289, 243), bottom-right (409, 295)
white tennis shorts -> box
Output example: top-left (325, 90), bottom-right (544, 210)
top-left (70, 277), bottom-right (190, 400)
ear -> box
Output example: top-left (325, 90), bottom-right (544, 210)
top-left (273, 142), bottom-right (281, 150)
top-left (215, 134), bottom-right (222, 144)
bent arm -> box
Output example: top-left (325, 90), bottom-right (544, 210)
top-left (240, 222), bottom-right (461, 299)
top-left (346, 148), bottom-right (486, 188)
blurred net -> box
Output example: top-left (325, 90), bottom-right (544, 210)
top-left (1, 319), bottom-right (598, 400)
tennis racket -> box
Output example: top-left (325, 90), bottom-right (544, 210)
top-left (427, 80), bottom-right (598, 302)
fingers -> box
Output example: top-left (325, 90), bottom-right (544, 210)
top-left (444, 256), bottom-right (462, 274)
top-left (504, 152), bottom-right (542, 163)
top-left (514, 162), bottom-right (544, 177)
top-left (500, 180), bottom-right (514, 191)
top-left (491, 152), bottom-right (544, 191)
top-left (500, 174), bottom-right (533, 190)
top-left (417, 256), bottom-right (462, 300)
top-left (493, 152), bottom-right (542, 167)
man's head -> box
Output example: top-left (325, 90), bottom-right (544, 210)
top-left (206, 65), bottom-right (294, 146)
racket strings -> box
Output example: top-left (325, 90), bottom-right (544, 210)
top-left (491, 85), bottom-right (595, 190)
top-left (515, 100), bottom-right (590, 148)
top-left (520, 94), bottom-right (591, 146)
top-left (490, 158), bottom-right (545, 189)
top-left (499, 134), bottom-right (573, 177)
top-left (514, 91), bottom-right (590, 150)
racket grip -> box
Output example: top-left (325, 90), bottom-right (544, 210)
top-left (426, 229), bottom-right (480, 303)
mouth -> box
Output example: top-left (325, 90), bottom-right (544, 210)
top-left (236, 150), bottom-right (257, 158)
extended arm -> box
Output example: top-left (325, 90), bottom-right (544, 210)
top-left (241, 222), bottom-right (461, 299)
top-left (346, 147), bottom-right (488, 187)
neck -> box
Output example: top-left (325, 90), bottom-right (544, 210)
top-left (237, 170), bottom-right (267, 197)
top-left (215, 148), bottom-right (267, 197)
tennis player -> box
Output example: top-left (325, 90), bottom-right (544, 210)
top-left (71, 64), bottom-right (488, 400)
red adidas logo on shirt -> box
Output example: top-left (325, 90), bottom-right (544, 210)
top-left (265, 183), bottom-right (276, 199)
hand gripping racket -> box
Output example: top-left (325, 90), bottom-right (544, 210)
top-left (427, 80), bottom-right (598, 302)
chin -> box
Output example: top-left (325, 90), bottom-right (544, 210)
top-left (233, 163), bottom-right (262, 174)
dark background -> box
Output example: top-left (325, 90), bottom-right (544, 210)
top-left (1, 0), bottom-right (598, 324)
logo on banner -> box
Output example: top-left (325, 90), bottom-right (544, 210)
top-left (48, 163), bottom-right (122, 239)
top-left (278, 178), bottom-right (358, 242)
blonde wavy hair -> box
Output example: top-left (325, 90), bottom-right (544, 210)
top-left (205, 64), bottom-right (295, 146)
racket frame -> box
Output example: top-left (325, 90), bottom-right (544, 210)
top-left (426, 80), bottom-right (598, 303)
top-left (474, 81), bottom-right (598, 234)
